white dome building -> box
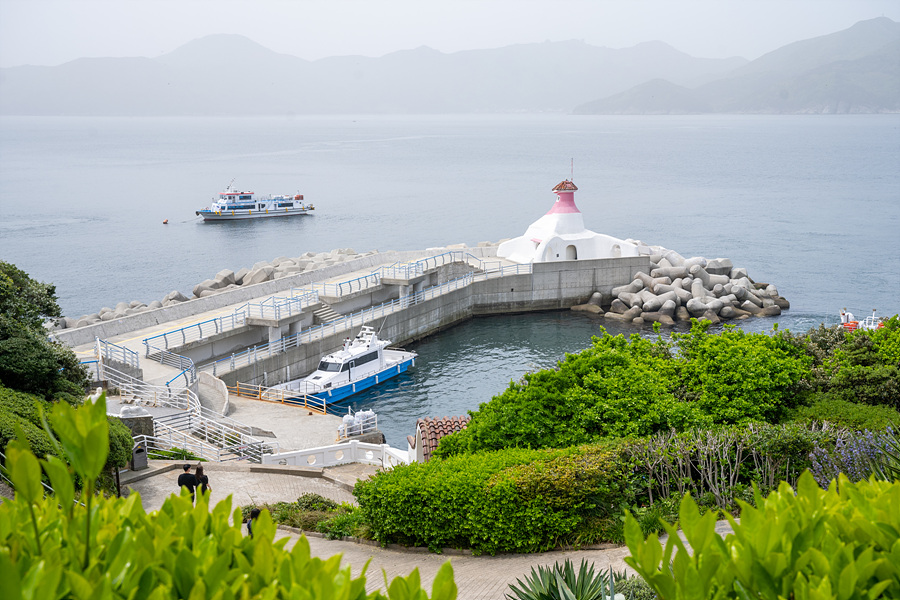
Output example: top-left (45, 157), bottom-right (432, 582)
top-left (497, 180), bottom-right (642, 264)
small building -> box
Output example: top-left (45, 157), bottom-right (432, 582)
top-left (407, 416), bottom-right (471, 463)
top-left (497, 180), bottom-right (643, 264)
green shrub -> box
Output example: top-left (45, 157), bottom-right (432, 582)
top-left (296, 492), bottom-right (341, 512)
top-left (316, 505), bottom-right (369, 540)
top-left (355, 442), bottom-right (633, 554)
top-left (2, 393), bottom-right (458, 600)
top-left (147, 447), bottom-right (205, 461)
top-left (791, 396), bottom-right (900, 430)
top-left (625, 472), bottom-right (900, 598)
top-left (615, 576), bottom-right (657, 600)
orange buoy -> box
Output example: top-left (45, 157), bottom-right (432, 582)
top-left (163, 219), bottom-right (169, 224)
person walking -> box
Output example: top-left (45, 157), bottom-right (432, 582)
top-left (176, 463), bottom-right (197, 503)
top-left (195, 464), bottom-right (211, 497)
top-left (247, 508), bottom-right (261, 538)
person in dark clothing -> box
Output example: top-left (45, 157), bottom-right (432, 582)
top-left (176, 463), bottom-right (197, 503)
top-left (195, 464), bottom-right (211, 497)
top-left (247, 508), bottom-right (261, 538)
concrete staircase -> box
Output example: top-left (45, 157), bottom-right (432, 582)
top-left (313, 302), bottom-right (341, 324)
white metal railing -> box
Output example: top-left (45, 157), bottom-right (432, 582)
top-left (96, 338), bottom-right (140, 369)
top-left (309, 273), bottom-right (381, 297)
top-left (245, 290), bottom-right (319, 320)
top-left (101, 364), bottom-right (277, 462)
top-left (80, 359), bottom-right (101, 381)
top-left (142, 311), bottom-right (249, 352)
top-left (262, 439), bottom-right (410, 469)
top-left (201, 273), bottom-right (474, 376)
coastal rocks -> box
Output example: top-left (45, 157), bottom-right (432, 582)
top-left (588, 245), bottom-right (789, 327)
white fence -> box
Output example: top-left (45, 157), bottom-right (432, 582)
top-left (262, 439), bottom-right (410, 470)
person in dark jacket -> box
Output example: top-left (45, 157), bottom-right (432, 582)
top-left (247, 508), bottom-right (261, 538)
top-left (176, 463), bottom-right (197, 503)
top-left (195, 464), bottom-right (211, 497)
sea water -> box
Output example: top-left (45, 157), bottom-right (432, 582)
top-left (1, 115), bottom-right (898, 444)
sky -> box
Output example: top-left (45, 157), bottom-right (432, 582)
top-left (0, 0), bottom-right (898, 68)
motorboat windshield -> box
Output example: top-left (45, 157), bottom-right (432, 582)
top-left (317, 361), bottom-right (342, 372)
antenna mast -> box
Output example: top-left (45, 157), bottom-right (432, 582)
top-left (570, 158), bottom-right (574, 181)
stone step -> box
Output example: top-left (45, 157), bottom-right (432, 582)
top-left (312, 303), bottom-right (341, 324)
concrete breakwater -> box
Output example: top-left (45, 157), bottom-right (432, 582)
top-left (572, 244), bottom-right (789, 326)
top-left (54, 248), bottom-right (380, 330)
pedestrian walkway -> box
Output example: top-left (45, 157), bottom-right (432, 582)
top-left (124, 460), bottom-right (637, 600)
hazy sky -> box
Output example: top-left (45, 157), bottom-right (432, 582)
top-left (1, 0), bottom-right (897, 68)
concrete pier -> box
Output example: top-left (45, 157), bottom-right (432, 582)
top-left (60, 247), bottom-right (648, 392)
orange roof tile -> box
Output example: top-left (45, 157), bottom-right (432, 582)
top-left (416, 415), bottom-right (471, 462)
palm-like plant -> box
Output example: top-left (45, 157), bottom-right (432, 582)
top-left (506, 559), bottom-right (625, 600)
top-left (871, 427), bottom-right (900, 482)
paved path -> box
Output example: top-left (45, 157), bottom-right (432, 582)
top-left (125, 461), bottom-right (636, 600)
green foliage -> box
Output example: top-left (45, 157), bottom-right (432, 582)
top-left (791, 396), bottom-right (900, 430)
top-left (506, 559), bottom-right (626, 600)
top-left (624, 472), bottom-right (900, 599)
top-left (355, 443), bottom-right (632, 554)
top-left (0, 263), bottom-right (87, 402)
top-left (0, 261), bottom-right (61, 331)
top-left (146, 447), bottom-right (205, 461)
top-left (1, 394), bottom-right (458, 600)
top-left (316, 505), bottom-right (370, 540)
top-left (440, 324), bottom-right (816, 456)
top-left (296, 492), bottom-right (341, 512)
top-left (672, 322), bottom-right (812, 424)
top-left (615, 576), bottom-right (657, 600)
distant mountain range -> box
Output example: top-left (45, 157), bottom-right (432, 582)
top-left (1, 17), bottom-right (897, 115)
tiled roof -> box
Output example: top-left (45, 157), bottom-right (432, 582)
top-left (552, 180), bottom-right (578, 191)
top-left (416, 415), bottom-right (471, 462)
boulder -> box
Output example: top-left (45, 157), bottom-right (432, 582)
top-left (587, 292), bottom-right (603, 307)
top-left (244, 265), bottom-right (275, 285)
top-left (674, 306), bottom-right (691, 322)
top-left (234, 267), bottom-right (250, 285)
top-left (774, 296), bottom-right (791, 310)
top-left (663, 250), bottom-right (686, 266)
top-left (164, 290), bottom-right (189, 303)
top-left (618, 292), bottom-right (643, 309)
top-left (650, 266), bottom-right (688, 279)
top-left (644, 291), bottom-right (676, 312)
top-left (571, 304), bottom-right (603, 314)
top-left (115, 301), bottom-right (130, 313)
top-left (706, 258), bottom-right (733, 276)
top-left (740, 300), bottom-right (763, 315)
top-left (100, 312), bottom-right (116, 322)
top-left (657, 257), bottom-right (673, 269)
top-left (691, 279), bottom-right (708, 300)
top-left (700, 309), bottom-right (721, 324)
top-left (730, 267), bottom-right (748, 279)
top-left (650, 277), bottom-right (672, 292)
top-left (760, 305), bottom-right (782, 317)
top-left (214, 269), bottom-right (236, 287)
top-left (193, 279), bottom-right (220, 298)
top-left (634, 271), bottom-right (655, 288)
top-left (686, 298), bottom-right (710, 317)
top-left (683, 256), bottom-right (708, 269)
top-left (640, 311), bottom-right (676, 326)
top-left (129, 300), bottom-right (146, 308)
top-left (720, 306), bottom-right (737, 319)
top-left (609, 299), bottom-right (629, 314)
top-left (199, 289), bottom-right (221, 298)
top-left (612, 280), bottom-right (643, 296)
top-left (658, 299), bottom-right (677, 317)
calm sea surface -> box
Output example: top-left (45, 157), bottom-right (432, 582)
top-left (1, 115), bottom-right (898, 444)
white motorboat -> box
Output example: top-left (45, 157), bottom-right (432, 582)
top-left (277, 326), bottom-right (416, 402)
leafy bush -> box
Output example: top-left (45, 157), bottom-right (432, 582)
top-left (146, 446), bottom-right (205, 461)
top-left (296, 492), bottom-right (341, 512)
top-left (316, 505), bottom-right (370, 540)
top-left (355, 443), bottom-right (632, 554)
top-left (791, 396), bottom-right (900, 430)
top-left (1, 393), bottom-right (458, 600)
top-left (439, 323), bottom-right (815, 457)
top-left (625, 472), bottom-right (900, 598)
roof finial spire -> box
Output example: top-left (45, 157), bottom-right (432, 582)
top-left (570, 158), bottom-right (574, 181)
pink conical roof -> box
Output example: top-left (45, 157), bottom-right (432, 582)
top-left (547, 180), bottom-right (580, 214)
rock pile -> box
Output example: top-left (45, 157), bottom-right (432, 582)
top-left (572, 247), bottom-right (789, 326)
top-left (56, 248), bottom-right (372, 330)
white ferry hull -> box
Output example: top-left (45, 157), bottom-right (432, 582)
top-left (198, 207), bottom-right (313, 221)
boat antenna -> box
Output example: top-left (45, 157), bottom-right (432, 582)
top-left (570, 158), bottom-right (574, 181)
top-left (376, 315), bottom-right (388, 336)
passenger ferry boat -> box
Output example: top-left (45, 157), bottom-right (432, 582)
top-left (196, 181), bottom-right (315, 221)
top-left (276, 326), bottom-right (416, 403)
